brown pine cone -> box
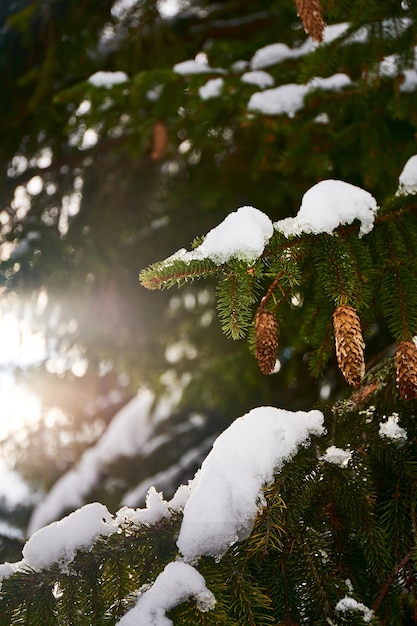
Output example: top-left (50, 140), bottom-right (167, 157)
top-left (255, 308), bottom-right (279, 375)
top-left (395, 340), bottom-right (417, 400)
top-left (333, 305), bottom-right (365, 387)
top-left (294, 0), bottom-right (325, 42)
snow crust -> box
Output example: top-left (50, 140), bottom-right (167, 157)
top-left (335, 595), bottom-right (373, 622)
top-left (198, 77), bottom-right (224, 100)
top-left (117, 562), bottom-right (216, 626)
top-left (248, 73), bottom-right (351, 116)
top-left (88, 71), bottom-right (128, 87)
top-left (275, 179), bottom-right (378, 237)
top-left (379, 413), bottom-right (407, 440)
top-left (398, 154), bottom-right (417, 195)
top-left (23, 503), bottom-right (116, 572)
top-left (321, 446), bottom-right (352, 468)
top-left (177, 406), bottom-right (325, 560)
top-left (165, 206), bottom-right (273, 265)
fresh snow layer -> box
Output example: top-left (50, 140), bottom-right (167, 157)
top-left (117, 561), bottom-right (216, 626)
top-left (398, 154), bottom-right (417, 195)
top-left (166, 206), bottom-right (273, 265)
top-left (177, 406), bottom-right (325, 560)
top-left (88, 71), bottom-right (128, 87)
top-left (275, 179), bottom-right (378, 237)
top-left (23, 503), bottom-right (117, 572)
top-left (248, 73), bottom-right (351, 116)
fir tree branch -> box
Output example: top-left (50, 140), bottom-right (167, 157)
top-left (372, 549), bottom-right (413, 616)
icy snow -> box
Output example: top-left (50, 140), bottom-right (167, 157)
top-left (321, 446), bottom-right (352, 468)
top-left (23, 503), bottom-right (117, 572)
top-left (275, 179), bottom-right (378, 237)
top-left (177, 406), bottom-right (325, 560)
top-left (379, 413), bottom-right (407, 440)
top-left (198, 78), bottom-right (224, 100)
top-left (398, 154), bottom-right (417, 195)
top-left (248, 74), bottom-right (351, 116)
top-left (117, 562), bottom-right (216, 626)
top-left (335, 595), bottom-right (373, 622)
top-left (166, 206), bottom-right (273, 265)
top-left (88, 71), bottom-right (128, 87)
top-left (241, 70), bottom-right (274, 88)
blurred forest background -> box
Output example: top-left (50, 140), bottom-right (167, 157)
top-left (0, 0), bottom-right (416, 563)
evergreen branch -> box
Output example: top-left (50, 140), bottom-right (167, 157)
top-left (139, 258), bottom-right (220, 290)
top-left (372, 549), bottom-right (413, 616)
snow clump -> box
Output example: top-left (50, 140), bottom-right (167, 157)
top-left (23, 503), bottom-right (117, 572)
top-left (177, 406), bottom-right (325, 561)
top-left (199, 78), bottom-right (224, 100)
top-left (379, 413), bottom-right (407, 441)
top-left (397, 154), bottom-right (417, 195)
top-left (87, 71), bottom-right (128, 87)
top-left (275, 179), bottom-right (378, 237)
top-left (241, 70), bottom-right (275, 88)
top-left (117, 561), bottom-right (216, 626)
top-left (163, 206), bottom-right (274, 265)
top-left (321, 446), bottom-right (352, 468)
top-left (335, 595), bottom-right (373, 622)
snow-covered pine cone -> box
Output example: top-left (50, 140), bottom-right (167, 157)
top-left (333, 305), bottom-right (365, 387)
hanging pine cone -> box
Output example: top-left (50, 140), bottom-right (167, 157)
top-left (151, 120), bottom-right (169, 161)
top-left (294, 0), bottom-right (325, 42)
top-left (333, 305), bottom-right (365, 387)
top-left (255, 307), bottom-right (279, 375)
top-left (395, 340), bottom-right (417, 400)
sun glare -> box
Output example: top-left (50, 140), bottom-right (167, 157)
top-left (0, 311), bottom-right (45, 441)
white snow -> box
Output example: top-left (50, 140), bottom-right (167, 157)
top-left (116, 487), bottom-right (171, 527)
top-left (198, 78), bottom-right (224, 100)
top-left (250, 43), bottom-right (304, 69)
top-left (177, 406), bottom-right (325, 561)
top-left (27, 390), bottom-right (176, 534)
top-left (379, 413), bottom-right (407, 440)
top-left (398, 154), bottom-right (417, 195)
top-left (117, 561), bottom-right (216, 626)
top-left (23, 503), bottom-right (117, 572)
top-left (88, 71), bottom-right (128, 87)
top-left (0, 561), bottom-right (22, 586)
top-left (249, 24), bottom-right (349, 71)
top-left (241, 70), bottom-right (275, 88)
top-left (275, 179), bottom-right (378, 237)
top-left (173, 60), bottom-right (224, 75)
top-left (321, 446), bottom-right (352, 468)
top-left (335, 595), bottom-right (373, 622)
top-left (247, 73), bottom-right (351, 116)
top-left (165, 206), bottom-right (273, 265)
